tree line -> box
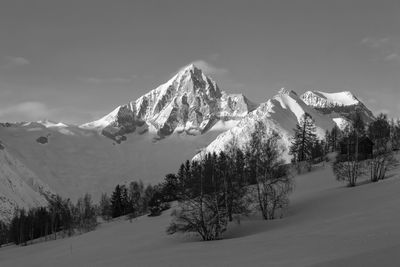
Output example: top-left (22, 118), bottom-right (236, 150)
top-left (167, 122), bottom-right (293, 240)
top-left (288, 110), bottom-right (400, 187)
top-left (0, 194), bottom-right (96, 246)
top-left (98, 180), bottom-right (169, 221)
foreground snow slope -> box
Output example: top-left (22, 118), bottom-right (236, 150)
top-left (2, 161), bottom-right (400, 267)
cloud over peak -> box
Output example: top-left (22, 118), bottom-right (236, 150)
top-left (190, 60), bottom-right (229, 76)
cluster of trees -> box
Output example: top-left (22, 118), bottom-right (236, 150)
top-left (333, 111), bottom-right (367, 186)
top-left (315, 103), bottom-right (364, 115)
top-left (167, 148), bottom-right (248, 240)
top-left (290, 113), bottom-right (318, 163)
top-left (289, 110), bottom-right (400, 188)
top-left (0, 194), bottom-right (96, 246)
top-left (325, 125), bottom-right (341, 153)
top-left (333, 111), bottom-right (399, 186)
top-left (0, 221), bottom-right (9, 247)
top-left (1, 179), bottom-right (176, 246)
top-left (167, 122), bottom-right (293, 240)
top-left (389, 118), bottom-right (400, 151)
top-left (98, 181), bottom-right (159, 220)
top-left (366, 114), bottom-right (398, 182)
top-left (289, 113), bottom-right (329, 170)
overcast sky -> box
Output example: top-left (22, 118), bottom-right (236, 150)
top-left (0, 0), bottom-right (399, 124)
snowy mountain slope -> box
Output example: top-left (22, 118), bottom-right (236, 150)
top-left (0, 142), bottom-right (54, 222)
top-left (195, 89), bottom-right (337, 162)
top-left (81, 64), bottom-right (256, 139)
top-left (0, 113), bottom-right (231, 211)
top-left (300, 90), bottom-right (375, 127)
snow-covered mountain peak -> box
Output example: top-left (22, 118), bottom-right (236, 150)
top-left (81, 64), bottom-right (253, 139)
top-left (176, 63), bottom-right (203, 77)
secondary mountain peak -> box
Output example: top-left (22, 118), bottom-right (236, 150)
top-left (300, 90), bottom-right (374, 125)
top-left (300, 90), bottom-right (360, 108)
top-left (195, 88), bottom-right (337, 162)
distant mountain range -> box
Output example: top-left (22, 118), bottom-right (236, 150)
top-left (0, 64), bottom-right (374, 221)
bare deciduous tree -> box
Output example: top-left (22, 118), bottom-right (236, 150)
top-left (247, 121), bottom-right (293, 220)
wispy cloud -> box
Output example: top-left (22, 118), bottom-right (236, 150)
top-left (361, 37), bottom-right (389, 48)
top-left (206, 53), bottom-right (221, 62)
top-left (176, 59), bottom-right (246, 91)
top-left (2, 56), bottom-right (30, 68)
top-left (361, 37), bottom-right (400, 63)
top-left (80, 76), bottom-right (134, 84)
top-left (0, 101), bottom-right (51, 121)
top-left (384, 53), bottom-right (400, 62)
top-left (190, 60), bottom-right (229, 76)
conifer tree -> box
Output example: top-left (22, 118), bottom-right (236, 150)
top-left (161, 174), bottom-right (179, 202)
top-left (290, 113), bottom-right (318, 162)
top-left (111, 185), bottom-right (123, 218)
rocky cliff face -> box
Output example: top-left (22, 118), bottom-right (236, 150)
top-left (81, 64), bottom-right (256, 140)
